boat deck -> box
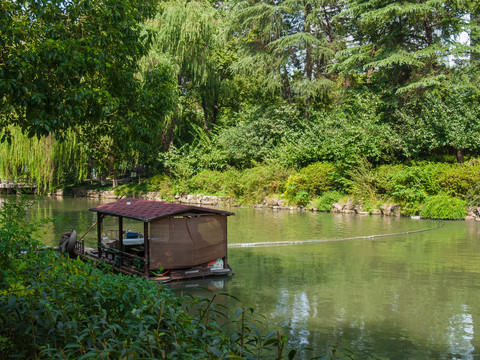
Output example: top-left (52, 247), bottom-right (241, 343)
top-left (75, 245), bottom-right (232, 283)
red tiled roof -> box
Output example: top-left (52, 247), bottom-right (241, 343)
top-left (89, 198), bottom-right (234, 222)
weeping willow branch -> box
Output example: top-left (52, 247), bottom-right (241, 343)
top-left (0, 126), bottom-right (89, 191)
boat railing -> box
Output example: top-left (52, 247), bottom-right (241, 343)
top-left (99, 243), bottom-right (146, 276)
top-left (74, 239), bottom-right (85, 254)
top-left (105, 229), bottom-right (120, 241)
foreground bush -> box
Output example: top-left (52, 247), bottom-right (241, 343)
top-left (0, 198), bottom-right (298, 359)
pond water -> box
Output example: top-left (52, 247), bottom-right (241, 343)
top-left (6, 196), bottom-right (480, 359)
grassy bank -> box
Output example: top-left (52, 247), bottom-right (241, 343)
top-left (74, 160), bottom-right (480, 221)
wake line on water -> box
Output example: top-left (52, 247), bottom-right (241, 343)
top-left (228, 222), bottom-right (444, 248)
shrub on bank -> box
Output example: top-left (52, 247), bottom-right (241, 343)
top-left (188, 169), bottom-right (238, 196)
top-left (183, 164), bottom-right (292, 205)
top-left (284, 162), bottom-right (337, 205)
top-left (68, 159), bottom-right (480, 219)
top-left (436, 161), bottom-right (480, 198)
top-left (235, 164), bottom-right (293, 204)
top-left (310, 191), bottom-right (345, 212)
top-left (420, 193), bottom-right (468, 220)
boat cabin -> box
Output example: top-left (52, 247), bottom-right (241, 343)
top-left (75, 198), bottom-right (235, 282)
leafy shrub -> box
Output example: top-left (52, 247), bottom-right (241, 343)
top-left (113, 183), bottom-right (149, 197)
top-left (466, 181), bottom-right (480, 206)
top-left (0, 197), bottom-right (49, 285)
top-left (213, 105), bottom-right (302, 168)
top-left (436, 162), bottom-right (480, 198)
top-left (310, 191), bottom-right (345, 212)
top-left (420, 193), bottom-right (467, 220)
top-left (284, 162), bottom-right (337, 205)
top-left (374, 161), bottom-right (480, 203)
top-left (378, 163), bottom-right (442, 199)
top-left (394, 86), bottom-right (480, 159)
top-left (349, 162), bottom-right (444, 213)
top-left (188, 169), bottom-right (239, 196)
top-left (160, 145), bottom-right (202, 179)
top-left (235, 164), bottom-right (293, 204)
top-left (186, 164), bottom-right (292, 204)
top-left (348, 160), bottom-right (384, 199)
top-left (272, 93), bottom-right (398, 168)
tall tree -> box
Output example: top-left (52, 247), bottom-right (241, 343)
top-left (333, 0), bottom-right (468, 93)
top-left (274, 0), bottom-right (343, 118)
top-left (1, 0), bottom-right (176, 186)
top-left (227, 0), bottom-right (342, 118)
top-left (145, 0), bottom-right (227, 148)
top-left (227, 0), bottom-right (294, 103)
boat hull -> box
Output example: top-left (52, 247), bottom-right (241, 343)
top-left (73, 246), bottom-right (233, 283)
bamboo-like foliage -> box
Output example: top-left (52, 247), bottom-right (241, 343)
top-left (0, 127), bottom-right (88, 190)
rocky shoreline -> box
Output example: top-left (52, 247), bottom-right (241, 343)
top-left (55, 188), bottom-right (480, 221)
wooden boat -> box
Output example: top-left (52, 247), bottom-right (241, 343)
top-left (66, 198), bottom-right (235, 283)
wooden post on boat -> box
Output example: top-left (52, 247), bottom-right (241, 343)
top-left (144, 221), bottom-right (149, 277)
top-left (118, 216), bottom-right (123, 251)
top-left (223, 217), bottom-right (228, 269)
top-left (97, 214), bottom-right (104, 258)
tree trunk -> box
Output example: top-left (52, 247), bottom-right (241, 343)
top-left (212, 104), bottom-right (219, 128)
top-left (162, 71), bottom-right (183, 151)
top-left (212, 90), bottom-right (219, 128)
top-left (108, 155), bottom-right (118, 187)
top-left (281, 67), bottom-right (293, 105)
top-left (304, 1), bottom-right (312, 124)
top-left (201, 95), bottom-right (209, 131)
top-left (456, 149), bottom-right (464, 164)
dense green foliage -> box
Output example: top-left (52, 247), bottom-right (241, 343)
top-left (1, 0), bottom-right (176, 187)
top-left (284, 162), bottom-right (337, 206)
top-left (0, 127), bottom-right (88, 190)
top-left (2, 0), bottom-right (480, 218)
top-left (0, 198), bottom-right (302, 359)
top-left (94, 159), bottom-right (478, 220)
top-left (310, 191), bottom-right (345, 212)
top-left (420, 193), bottom-right (468, 220)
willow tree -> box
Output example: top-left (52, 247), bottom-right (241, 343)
top-left (1, 0), bottom-right (177, 186)
top-left (145, 0), bottom-right (226, 149)
top-left (0, 127), bottom-right (88, 190)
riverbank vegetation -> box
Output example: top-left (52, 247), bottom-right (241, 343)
top-left (81, 159), bottom-right (476, 220)
top-left (1, 197), bottom-right (309, 359)
top-left (2, 0), bottom-right (480, 219)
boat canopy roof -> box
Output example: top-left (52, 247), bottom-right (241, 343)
top-left (89, 198), bottom-right (235, 222)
